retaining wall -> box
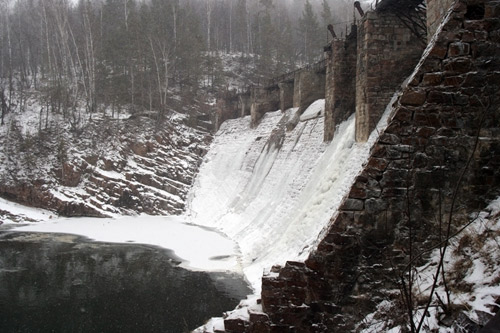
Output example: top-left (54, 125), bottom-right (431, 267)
top-left (246, 0), bottom-right (500, 331)
top-left (324, 26), bottom-right (357, 142)
top-left (355, 9), bottom-right (425, 142)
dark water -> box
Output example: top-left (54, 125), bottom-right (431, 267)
top-left (0, 230), bottom-right (251, 333)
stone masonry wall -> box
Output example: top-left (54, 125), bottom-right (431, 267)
top-left (245, 0), bottom-right (500, 331)
top-left (293, 69), bottom-right (326, 113)
top-left (428, 0), bottom-right (457, 39)
top-left (324, 26), bottom-right (357, 142)
top-left (239, 93), bottom-right (251, 118)
top-left (279, 81), bottom-right (294, 113)
top-left (215, 94), bottom-right (239, 131)
top-left (250, 86), bottom-right (280, 126)
top-left (355, 9), bottom-right (424, 142)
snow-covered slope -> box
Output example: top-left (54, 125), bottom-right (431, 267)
top-left (188, 98), bottom-right (393, 292)
top-left (0, 91), bottom-right (211, 217)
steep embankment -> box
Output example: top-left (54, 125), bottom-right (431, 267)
top-left (188, 98), bottom-right (394, 293)
top-left (0, 95), bottom-right (211, 218)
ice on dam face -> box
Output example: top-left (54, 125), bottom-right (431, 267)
top-left (12, 97), bottom-right (394, 292)
top-left (188, 98), bottom-right (394, 291)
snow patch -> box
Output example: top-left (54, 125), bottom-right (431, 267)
top-left (14, 215), bottom-right (241, 272)
top-left (300, 99), bottom-right (325, 121)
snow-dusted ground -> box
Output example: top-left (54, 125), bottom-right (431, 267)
top-left (359, 198), bottom-right (500, 333)
top-left (0, 198), bottom-right (55, 223)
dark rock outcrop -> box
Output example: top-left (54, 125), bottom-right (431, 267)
top-left (0, 115), bottom-right (211, 217)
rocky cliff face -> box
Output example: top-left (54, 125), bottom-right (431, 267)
top-left (0, 107), bottom-right (211, 217)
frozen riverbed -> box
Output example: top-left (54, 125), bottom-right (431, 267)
top-left (13, 215), bottom-right (242, 273)
top-left (0, 227), bottom-right (250, 332)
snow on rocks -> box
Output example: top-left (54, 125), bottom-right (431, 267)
top-left (0, 93), bottom-right (211, 217)
top-left (359, 196), bottom-right (500, 333)
top-left (0, 197), bottom-right (55, 224)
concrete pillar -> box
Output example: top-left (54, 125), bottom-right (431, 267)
top-left (215, 94), bottom-right (239, 131)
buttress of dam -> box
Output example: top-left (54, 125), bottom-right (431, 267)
top-left (211, 0), bottom-right (500, 331)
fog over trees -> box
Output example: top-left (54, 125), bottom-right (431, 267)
top-left (0, 0), bottom-right (368, 120)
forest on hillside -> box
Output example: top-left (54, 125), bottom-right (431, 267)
top-left (0, 0), bottom-right (366, 123)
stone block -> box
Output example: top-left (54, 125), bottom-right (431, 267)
top-left (385, 146), bottom-right (403, 159)
top-left (416, 126), bottom-right (436, 138)
top-left (224, 318), bottom-right (249, 333)
top-left (394, 106), bottom-right (414, 122)
top-left (452, 93), bottom-right (470, 105)
top-left (422, 72), bottom-right (443, 86)
top-left (462, 72), bottom-right (487, 86)
top-left (365, 198), bottom-right (388, 214)
top-left (428, 44), bottom-right (448, 59)
top-left (367, 158), bottom-right (389, 172)
top-left (349, 184), bottom-right (367, 199)
top-left (400, 90), bottom-right (426, 106)
top-left (427, 91), bottom-right (454, 104)
top-left (389, 158), bottom-right (412, 170)
top-left (380, 169), bottom-right (409, 188)
top-left (485, 2), bottom-right (500, 18)
top-left (448, 42), bottom-right (471, 57)
top-left (269, 324), bottom-right (293, 333)
top-left (317, 242), bottom-right (335, 253)
top-left (341, 198), bottom-right (364, 211)
top-left (442, 57), bottom-right (473, 73)
top-left (379, 133), bottom-right (401, 145)
top-left (371, 144), bottom-right (387, 158)
top-left (393, 144), bottom-right (415, 153)
top-left (381, 187), bottom-right (407, 198)
top-left (444, 75), bottom-right (465, 86)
